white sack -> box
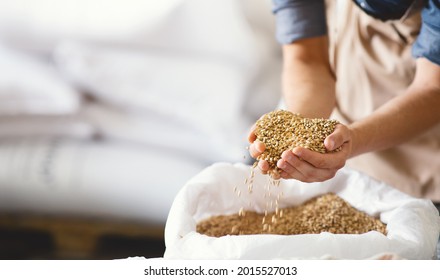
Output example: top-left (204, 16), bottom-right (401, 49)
top-left (0, 0), bottom-right (183, 52)
top-left (0, 137), bottom-right (204, 223)
top-left (82, 103), bottom-right (246, 163)
top-left (0, 115), bottom-right (94, 139)
top-left (0, 45), bottom-right (80, 115)
top-left (164, 163), bottom-right (440, 259)
top-left (50, 0), bottom-right (281, 161)
top-left (53, 42), bottom-right (252, 160)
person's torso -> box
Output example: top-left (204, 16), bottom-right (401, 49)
top-left (326, 0), bottom-right (440, 201)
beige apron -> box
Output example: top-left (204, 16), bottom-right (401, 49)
top-left (325, 0), bottom-right (440, 201)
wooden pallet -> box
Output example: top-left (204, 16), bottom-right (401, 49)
top-left (0, 212), bottom-right (165, 259)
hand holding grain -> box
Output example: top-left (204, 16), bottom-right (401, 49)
top-left (248, 110), bottom-right (352, 182)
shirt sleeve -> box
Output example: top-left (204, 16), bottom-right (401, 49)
top-left (272, 0), bottom-right (327, 44)
top-left (412, 0), bottom-right (440, 66)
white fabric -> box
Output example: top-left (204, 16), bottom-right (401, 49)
top-left (53, 41), bottom-right (251, 160)
top-left (0, 45), bottom-right (81, 115)
top-left (0, 0), bottom-right (283, 223)
top-left (81, 103), bottom-right (244, 163)
top-left (0, 137), bottom-right (204, 223)
top-left (0, 0), bottom-right (183, 52)
top-left (0, 115), bottom-right (94, 139)
top-left (164, 163), bottom-right (440, 259)
top-left (49, 0), bottom-right (281, 165)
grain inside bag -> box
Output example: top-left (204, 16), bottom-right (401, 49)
top-left (197, 193), bottom-right (387, 237)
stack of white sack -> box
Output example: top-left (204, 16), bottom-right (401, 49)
top-left (0, 45), bottom-right (92, 139)
top-left (0, 0), bottom-right (282, 223)
top-left (0, 137), bottom-right (205, 223)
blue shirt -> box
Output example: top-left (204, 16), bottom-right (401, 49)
top-left (272, 0), bottom-right (440, 66)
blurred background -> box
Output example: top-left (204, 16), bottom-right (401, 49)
top-left (0, 0), bottom-right (282, 259)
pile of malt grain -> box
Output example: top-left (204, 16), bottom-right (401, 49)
top-left (254, 110), bottom-right (339, 176)
top-left (196, 193), bottom-right (387, 237)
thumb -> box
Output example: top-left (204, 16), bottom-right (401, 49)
top-left (324, 124), bottom-right (350, 151)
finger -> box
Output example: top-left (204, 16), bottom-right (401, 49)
top-left (324, 124), bottom-right (350, 151)
top-left (277, 152), bottom-right (300, 176)
top-left (280, 150), bottom-right (338, 182)
top-left (249, 143), bottom-right (259, 158)
top-left (258, 159), bottom-right (270, 173)
top-left (280, 150), bottom-right (316, 179)
top-left (280, 170), bottom-right (307, 181)
top-left (247, 124), bottom-right (257, 143)
top-left (249, 140), bottom-right (266, 158)
top-left (292, 146), bottom-right (347, 170)
top-left (277, 157), bottom-right (306, 181)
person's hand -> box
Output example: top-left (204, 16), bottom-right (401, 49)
top-left (248, 123), bottom-right (352, 182)
top-left (247, 124), bottom-right (274, 176)
top-left (276, 124), bottom-right (352, 182)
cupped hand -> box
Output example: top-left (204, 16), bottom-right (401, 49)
top-left (276, 124), bottom-right (352, 182)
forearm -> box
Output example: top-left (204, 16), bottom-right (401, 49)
top-left (349, 58), bottom-right (440, 157)
top-left (282, 36), bottom-right (336, 118)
